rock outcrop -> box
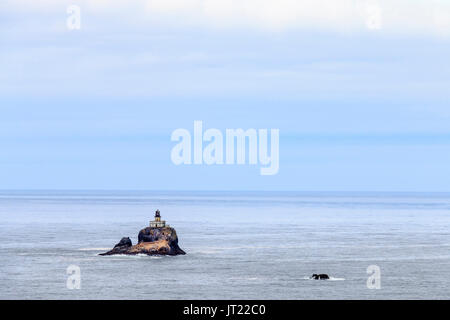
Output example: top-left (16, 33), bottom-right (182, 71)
top-left (311, 274), bottom-right (330, 280)
top-left (100, 227), bottom-right (186, 256)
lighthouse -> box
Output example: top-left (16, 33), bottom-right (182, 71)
top-left (150, 209), bottom-right (167, 228)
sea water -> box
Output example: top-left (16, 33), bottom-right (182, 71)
top-left (0, 191), bottom-right (449, 299)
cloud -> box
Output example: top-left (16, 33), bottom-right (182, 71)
top-left (1, 0), bottom-right (449, 99)
top-left (1, 0), bottom-right (450, 35)
top-left (154, 0), bottom-right (450, 35)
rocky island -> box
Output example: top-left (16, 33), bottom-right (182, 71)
top-left (100, 210), bottom-right (186, 256)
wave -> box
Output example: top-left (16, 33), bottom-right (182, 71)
top-left (302, 276), bottom-right (345, 281)
top-left (329, 277), bottom-right (345, 281)
top-left (100, 253), bottom-right (162, 259)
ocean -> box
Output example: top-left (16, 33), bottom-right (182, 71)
top-left (1, 191), bottom-right (449, 299)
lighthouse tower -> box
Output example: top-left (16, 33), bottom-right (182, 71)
top-left (150, 209), bottom-right (167, 228)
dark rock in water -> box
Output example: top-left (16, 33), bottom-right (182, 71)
top-left (99, 237), bottom-right (132, 255)
top-left (311, 274), bottom-right (330, 280)
top-left (115, 237), bottom-right (132, 248)
top-left (138, 226), bottom-right (185, 255)
top-left (100, 227), bottom-right (185, 256)
top-left (138, 226), bottom-right (176, 244)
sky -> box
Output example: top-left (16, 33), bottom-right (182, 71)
top-left (1, 0), bottom-right (450, 191)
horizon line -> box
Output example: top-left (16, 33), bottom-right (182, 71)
top-left (1, 189), bottom-right (450, 194)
